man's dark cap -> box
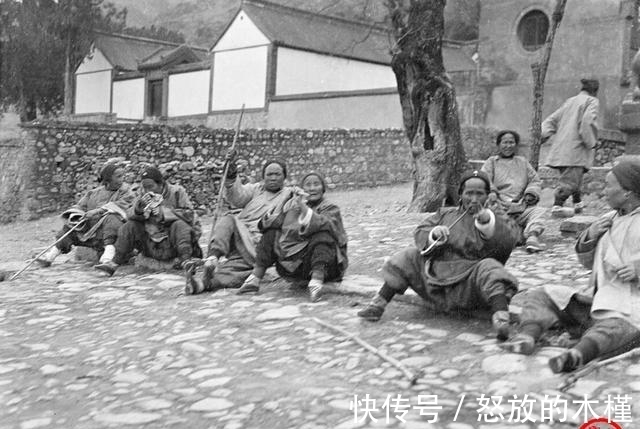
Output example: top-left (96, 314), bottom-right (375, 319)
top-left (458, 169), bottom-right (491, 194)
top-left (580, 78), bottom-right (599, 94)
top-left (141, 166), bottom-right (164, 184)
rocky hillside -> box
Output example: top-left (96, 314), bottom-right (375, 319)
top-left (110, 0), bottom-right (478, 47)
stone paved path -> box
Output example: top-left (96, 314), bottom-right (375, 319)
top-left (0, 184), bottom-right (638, 428)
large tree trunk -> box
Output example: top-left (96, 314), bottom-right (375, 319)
top-left (529, 0), bottom-right (567, 170)
top-left (387, 0), bottom-right (467, 212)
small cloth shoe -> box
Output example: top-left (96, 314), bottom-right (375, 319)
top-left (94, 260), bottom-right (118, 277)
top-left (498, 333), bottom-right (536, 355)
top-left (237, 274), bottom-right (260, 295)
top-left (573, 201), bottom-right (585, 214)
top-left (525, 235), bottom-right (544, 253)
top-left (492, 310), bottom-right (511, 341)
top-left (357, 304), bottom-right (385, 322)
top-left (308, 279), bottom-right (324, 302)
top-left (36, 246), bottom-right (61, 267)
top-left (551, 205), bottom-right (574, 218)
top-left (548, 350), bottom-right (583, 373)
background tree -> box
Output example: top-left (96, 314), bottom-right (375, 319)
top-left (122, 25), bottom-right (185, 44)
top-left (528, 0), bottom-right (568, 170)
top-left (0, 0), bottom-right (64, 121)
top-left (385, 0), bottom-right (467, 212)
top-left (52, 0), bottom-right (126, 116)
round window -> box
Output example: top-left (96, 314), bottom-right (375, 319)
top-left (517, 10), bottom-right (549, 52)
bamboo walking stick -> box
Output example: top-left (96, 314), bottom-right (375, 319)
top-left (312, 317), bottom-right (421, 385)
top-left (206, 105), bottom-right (245, 256)
top-left (10, 219), bottom-right (87, 281)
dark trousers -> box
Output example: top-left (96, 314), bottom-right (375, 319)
top-left (513, 287), bottom-right (640, 362)
top-left (255, 229), bottom-right (342, 282)
top-left (56, 213), bottom-right (123, 254)
top-left (113, 219), bottom-right (194, 263)
top-left (553, 166), bottom-right (585, 206)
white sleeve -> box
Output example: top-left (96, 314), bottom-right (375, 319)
top-left (475, 210), bottom-right (496, 239)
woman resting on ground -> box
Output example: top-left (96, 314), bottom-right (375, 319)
top-left (236, 172), bottom-right (348, 301)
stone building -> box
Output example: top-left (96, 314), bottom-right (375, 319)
top-left (477, 0), bottom-right (637, 139)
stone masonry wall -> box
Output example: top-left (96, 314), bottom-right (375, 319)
top-left (5, 123), bottom-right (410, 222)
top-left (0, 122), bottom-right (628, 223)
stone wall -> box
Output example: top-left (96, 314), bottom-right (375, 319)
top-left (0, 121), bottom-right (629, 223)
top-left (4, 123), bottom-right (411, 222)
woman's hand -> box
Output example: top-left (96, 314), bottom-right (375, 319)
top-left (616, 265), bottom-right (638, 283)
top-left (587, 217), bottom-right (612, 239)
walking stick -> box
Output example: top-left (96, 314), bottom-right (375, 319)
top-left (206, 104), bottom-right (245, 256)
top-left (9, 219), bottom-right (87, 281)
top-left (312, 317), bottom-right (422, 386)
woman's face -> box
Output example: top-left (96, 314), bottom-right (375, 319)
top-left (105, 168), bottom-right (124, 191)
top-left (604, 172), bottom-right (627, 210)
top-left (497, 133), bottom-right (517, 158)
top-left (302, 175), bottom-right (324, 203)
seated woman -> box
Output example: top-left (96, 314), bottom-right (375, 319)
top-left (235, 172), bottom-right (348, 301)
top-left (500, 157), bottom-right (640, 373)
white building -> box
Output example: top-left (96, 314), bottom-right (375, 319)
top-left (73, 0), bottom-right (476, 128)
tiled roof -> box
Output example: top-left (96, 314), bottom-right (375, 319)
top-left (138, 45), bottom-right (210, 70)
top-left (238, 0), bottom-right (475, 71)
top-left (93, 32), bottom-right (181, 71)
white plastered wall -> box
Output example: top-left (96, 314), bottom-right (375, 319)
top-left (75, 70), bottom-right (111, 114)
top-left (112, 78), bottom-right (144, 120)
top-left (211, 46), bottom-right (268, 110)
top-left (275, 48), bottom-right (397, 95)
top-left (168, 70), bottom-right (210, 116)
top-left (76, 47), bottom-right (112, 74)
top-left (213, 11), bottom-right (270, 52)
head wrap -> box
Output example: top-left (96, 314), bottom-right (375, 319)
top-left (140, 166), bottom-right (164, 184)
top-left (99, 163), bottom-right (119, 183)
top-left (580, 78), bottom-right (599, 95)
top-left (612, 156), bottom-right (640, 196)
top-left (495, 130), bottom-right (520, 146)
top-left (301, 172), bottom-right (326, 192)
top-left (262, 159), bottom-right (287, 178)
top-left (458, 169), bottom-right (491, 194)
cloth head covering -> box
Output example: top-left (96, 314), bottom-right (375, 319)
top-left (458, 169), bottom-right (491, 194)
top-left (301, 172), bottom-right (326, 192)
top-left (140, 166), bottom-right (164, 184)
top-left (262, 159), bottom-right (287, 178)
top-left (99, 163), bottom-right (119, 183)
top-left (580, 78), bottom-right (599, 95)
top-left (495, 130), bottom-right (520, 145)
top-left (612, 156), bottom-right (640, 196)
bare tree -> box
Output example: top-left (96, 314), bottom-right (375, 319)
top-left (528, 0), bottom-right (568, 170)
top-left (386, 0), bottom-right (467, 212)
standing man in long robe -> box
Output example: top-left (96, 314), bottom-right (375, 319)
top-left (542, 78), bottom-right (599, 217)
top-left (357, 170), bottom-right (521, 340)
top-left (501, 156), bottom-right (640, 373)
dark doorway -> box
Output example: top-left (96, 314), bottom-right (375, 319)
top-left (148, 79), bottom-right (163, 116)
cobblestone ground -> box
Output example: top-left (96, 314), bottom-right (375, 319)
top-left (0, 184), bottom-right (637, 429)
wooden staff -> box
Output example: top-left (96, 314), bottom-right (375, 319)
top-left (9, 219), bottom-right (86, 281)
top-left (312, 317), bottom-right (421, 386)
top-left (206, 105), bottom-right (245, 255)
top-left (558, 347), bottom-right (640, 391)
